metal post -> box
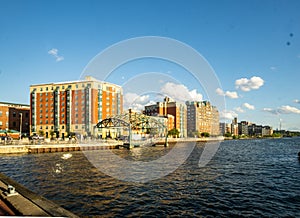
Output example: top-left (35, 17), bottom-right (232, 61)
top-left (19, 113), bottom-right (22, 140)
top-left (129, 123), bottom-right (133, 149)
top-left (164, 126), bottom-right (168, 147)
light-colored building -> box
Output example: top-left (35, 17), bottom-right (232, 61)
top-left (30, 76), bottom-right (123, 139)
top-left (262, 126), bottom-right (273, 136)
top-left (231, 117), bottom-right (238, 136)
top-left (144, 97), bottom-right (187, 137)
top-left (186, 101), bottom-right (220, 136)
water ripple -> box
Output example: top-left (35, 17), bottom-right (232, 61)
top-left (0, 138), bottom-right (300, 217)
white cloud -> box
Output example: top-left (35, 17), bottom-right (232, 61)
top-left (294, 99), bottom-right (300, 104)
top-left (278, 105), bottom-right (300, 114)
top-left (235, 76), bottom-right (264, 92)
top-left (235, 107), bottom-right (245, 113)
top-left (48, 48), bottom-right (64, 62)
top-left (263, 105), bottom-right (300, 115)
top-left (124, 93), bottom-right (151, 111)
top-left (243, 103), bottom-right (255, 110)
top-left (216, 88), bottom-right (224, 96)
top-left (220, 110), bottom-right (238, 120)
top-left (161, 82), bottom-right (203, 102)
top-left (215, 88), bottom-right (239, 99)
top-left (270, 66), bottom-right (277, 71)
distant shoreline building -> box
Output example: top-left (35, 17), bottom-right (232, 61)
top-left (222, 117), bottom-right (273, 137)
top-left (30, 76), bottom-right (123, 139)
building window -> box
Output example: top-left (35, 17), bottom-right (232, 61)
top-left (13, 112), bottom-right (16, 117)
top-left (0, 121), bottom-right (2, 126)
top-left (75, 125), bottom-right (78, 129)
top-left (0, 111), bottom-right (2, 116)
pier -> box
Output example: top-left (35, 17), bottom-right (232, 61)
top-left (0, 142), bottom-right (121, 154)
top-left (0, 172), bottom-right (78, 217)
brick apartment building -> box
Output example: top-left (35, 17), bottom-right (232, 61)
top-left (0, 102), bottom-right (30, 135)
top-left (30, 76), bottom-right (123, 139)
top-left (186, 101), bottom-right (220, 136)
top-left (144, 97), bottom-right (187, 137)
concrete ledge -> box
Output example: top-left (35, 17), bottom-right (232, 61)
top-left (0, 173), bottom-right (78, 217)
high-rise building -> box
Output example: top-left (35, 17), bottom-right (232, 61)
top-left (186, 101), bottom-right (220, 136)
top-left (231, 117), bottom-right (239, 136)
top-left (238, 121), bottom-right (249, 135)
top-left (0, 102), bottom-right (30, 135)
top-left (144, 97), bottom-right (187, 137)
top-left (30, 76), bottom-right (123, 139)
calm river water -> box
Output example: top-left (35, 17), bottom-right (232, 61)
top-left (1, 138), bottom-right (300, 217)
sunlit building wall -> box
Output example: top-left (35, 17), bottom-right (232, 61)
top-left (30, 76), bottom-right (123, 138)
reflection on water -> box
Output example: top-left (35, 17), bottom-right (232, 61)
top-left (1, 138), bottom-right (300, 217)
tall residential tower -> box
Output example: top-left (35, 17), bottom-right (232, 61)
top-left (30, 76), bottom-right (123, 138)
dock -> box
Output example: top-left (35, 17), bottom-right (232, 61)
top-left (0, 172), bottom-right (78, 217)
top-left (0, 141), bottom-right (121, 154)
top-left (0, 137), bottom-right (225, 154)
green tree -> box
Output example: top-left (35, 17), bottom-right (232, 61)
top-left (224, 132), bottom-right (232, 137)
top-left (50, 131), bottom-right (55, 139)
top-left (168, 128), bottom-right (180, 138)
top-left (201, 132), bottom-right (210, 137)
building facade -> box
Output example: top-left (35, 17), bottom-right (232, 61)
top-left (0, 102), bottom-right (30, 135)
top-left (144, 97), bottom-right (187, 137)
top-left (186, 101), bottom-right (220, 136)
top-left (30, 76), bottom-right (123, 139)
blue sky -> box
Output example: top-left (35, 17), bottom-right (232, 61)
top-left (1, 0), bottom-right (300, 130)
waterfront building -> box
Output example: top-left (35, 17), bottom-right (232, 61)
top-left (144, 97), bottom-right (187, 137)
top-left (0, 102), bottom-right (30, 136)
top-left (231, 117), bottom-right (238, 136)
top-left (262, 126), bottom-right (273, 136)
top-left (238, 121), bottom-right (249, 136)
top-left (219, 122), bottom-right (226, 136)
top-left (248, 124), bottom-right (273, 137)
top-left (186, 101), bottom-right (220, 136)
top-left (30, 76), bottom-right (123, 139)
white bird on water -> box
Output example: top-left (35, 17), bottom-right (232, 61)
top-left (61, 153), bottom-right (72, 160)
